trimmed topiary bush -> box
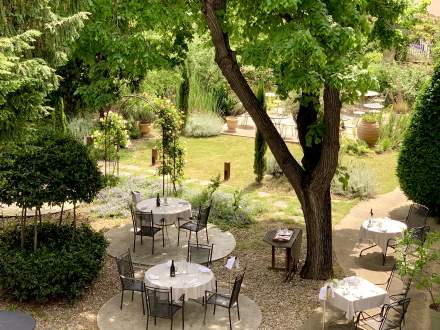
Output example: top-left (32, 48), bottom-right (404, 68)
top-left (254, 82), bottom-right (267, 184)
top-left (397, 63), bottom-right (440, 215)
top-left (0, 223), bottom-right (107, 302)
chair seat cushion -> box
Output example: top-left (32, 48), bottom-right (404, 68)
top-left (135, 227), bottom-right (161, 236)
top-left (149, 303), bottom-right (182, 318)
top-left (180, 221), bottom-right (199, 231)
top-left (206, 293), bottom-right (235, 308)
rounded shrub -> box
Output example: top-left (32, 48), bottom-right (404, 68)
top-left (0, 223), bottom-right (107, 302)
top-left (397, 63), bottom-right (440, 215)
top-left (184, 112), bottom-right (223, 137)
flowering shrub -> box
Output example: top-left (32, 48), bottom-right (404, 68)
top-left (92, 111), bottom-right (129, 159)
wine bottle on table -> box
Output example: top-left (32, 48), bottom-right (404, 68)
top-left (156, 193), bottom-right (161, 207)
top-left (170, 260), bottom-right (176, 277)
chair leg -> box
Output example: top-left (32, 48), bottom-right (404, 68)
top-left (182, 303), bottom-right (184, 330)
top-left (132, 290), bottom-right (134, 301)
top-left (152, 236), bottom-right (155, 255)
top-left (133, 234), bottom-right (136, 253)
top-left (206, 227), bottom-right (209, 244)
top-left (162, 227), bottom-right (165, 247)
top-left (146, 314), bottom-right (149, 330)
top-left (120, 290), bottom-right (124, 310)
top-left (237, 303), bottom-right (240, 320)
top-left (141, 234), bottom-right (143, 245)
top-left (154, 316), bottom-right (157, 325)
top-left (213, 303), bottom-right (216, 315)
top-left (141, 290), bottom-right (145, 315)
top-left (203, 301), bottom-right (208, 324)
top-left (177, 227), bottom-right (180, 246)
top-left (228, 309), bottom-right (232, 330)
top-left (196, 231), bottom-right (199, 245)
top-left (170, 316), bottom-right (173, 330)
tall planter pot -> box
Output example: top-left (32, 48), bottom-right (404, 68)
top-left (226, 116), bottom-right (239, 132)
top-left (357, 119), bottom-right (379, 147)
top-left (139, 122), bottom-right (152, 137)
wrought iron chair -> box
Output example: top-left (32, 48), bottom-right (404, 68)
top-left (355, 297), bottom-right (411, 330)
top-left (144, 286), bottom-right (184, 330)
top-left (130, 205), bottom-right (163, 254)
top-left (204, 270), bottom-right (245, 330)
top-left (376, 265), bottom-right (412, 303)
top-left (131, 190), bottom-right (142, 205)
top-left (116, 249), bottom-right (146, 314)
top-left (405, 203), bottom-right (429, 229)
top-left (187, 242), bottom-right (214, 268)
top-left (177, 203), bottom-right (211, 246)
top-left (384, 225), bottom-right (430, 265)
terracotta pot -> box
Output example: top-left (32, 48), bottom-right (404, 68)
top-left (431, 305), bottom-right (440, 329)
top-left (139, 122), bottom-right (151, 137)
top-left (226, 116), bottom-right (239, 132)
top-left (393, 101), bottom-right (409, 113)
top-left (357, 119), bottom-right (379, 147)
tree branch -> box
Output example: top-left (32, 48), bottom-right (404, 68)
top-left (309, 85), bottom-right (341, 192)
top-left (202, 0), bottom-right (305, 198)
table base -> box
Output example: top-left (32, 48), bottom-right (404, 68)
top-left (270, 247), bottom-right (299, 282)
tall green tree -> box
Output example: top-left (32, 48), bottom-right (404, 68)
top-left (397, 63), bottom-right (440, 215)
top-left (199, 0), bottom-right (406, 279)
top-left (254, 82), bottom-right (267, 184)
top-left (177, 64), bottom-right (190, 128)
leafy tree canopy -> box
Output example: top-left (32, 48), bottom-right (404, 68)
top-left (221, 0), bottom-right (407, 101)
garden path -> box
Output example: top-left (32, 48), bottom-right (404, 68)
top-left (300, 188), bottom-right (437, 329)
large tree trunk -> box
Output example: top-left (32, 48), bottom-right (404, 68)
top-left (300, 188), bottom-right (333, 279)
top-left (202, 0), bottom-right (341, 279)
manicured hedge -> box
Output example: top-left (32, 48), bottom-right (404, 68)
top-left (0, 223), bottom-right (107, 302)
top-left (397, 63), bottom-right (440, 215)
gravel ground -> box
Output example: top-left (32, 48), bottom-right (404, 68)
top-left (0, 214), bottom-right (326, 330)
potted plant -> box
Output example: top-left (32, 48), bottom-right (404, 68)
top-left (134, 104), bottom-right (156, 137)
top-left (357, 113), bottom-right (379, 147)
top-left (225, 103), bottom-right (245, 132)
top-left (397, 230), bottom-right (440, 327)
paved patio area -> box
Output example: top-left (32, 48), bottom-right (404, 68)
top-left (97, 291), bottom-right (262, 330)
top-left (106, 223), bottom-right (236, 266)
top-left (300, 188), bottom-right (438, 329)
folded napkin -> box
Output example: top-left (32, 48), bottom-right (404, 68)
top-left (148, 274), bottom-right (160, 280)
top-left (199, 266), bottom-right (211, 273)
top-left (273, 229), bottom-right (293, 242)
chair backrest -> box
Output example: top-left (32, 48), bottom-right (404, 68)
top-left (134, 211), bottom-right (154, 229)
top-left (385, 265), bottom-right (412, 297)
top-left (131, 191), bottom-right (142, 205)
top-left (116, 249), bottom-right (135, 281)
top-left (145, 286), bottom-right (173, 316)
top-left (380, 298), bottom-right (411, 330)
top-left (405, 203), bottom-right (429, 229)
top-left (187, 243), bottom-right (213, 267)
top-left (229, 270), bottom-right (245, 308)
top-left (197, 204), bottom-right (211, 228)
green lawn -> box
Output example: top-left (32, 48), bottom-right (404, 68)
top-left (119, 135), bottom-right (399, 225)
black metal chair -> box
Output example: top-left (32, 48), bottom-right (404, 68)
top-left (130, 205), bottom-right (163, 254)
top-left (383, 225), bottom-right (430, 265)
top-left (355, 297), bottom-right (410, 330)
top-left (204, 270), bottom-right (245, 330)
top-left (116, 249), bottom-right (146, 314)
top-left (376, 265), bottom-right (412, 303)
top-left (177, 204), bottom-right (211, 246)
top-left (144, 286), bottom-right (184, 330)
top-left (405, 203), bottom-right (429, 229)
top-left (187, 242), bottom-right (214, 268)
top-left (131, 190), bottom-right (142, 205)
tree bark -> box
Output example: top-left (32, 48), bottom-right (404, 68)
top-left (202, 0), bottom-right (341, 279)
top-left (33, 209), bottom-right (38, 253)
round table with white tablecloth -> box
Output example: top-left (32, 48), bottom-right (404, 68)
top-left (144, 261), bottom-right (216, 301)
top-left (359, 217), bottom-right (407, 254)
top-left (136, 197), bottom-right (191, 226)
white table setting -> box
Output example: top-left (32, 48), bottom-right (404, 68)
top-left (144, 260), bottom-right (215, 301)
top-left (136, 197), bottom-right (192, 226)
top-left (359, 217), bottom-right (407, 262)
top-left (319, 276), bottom-right (389, 320)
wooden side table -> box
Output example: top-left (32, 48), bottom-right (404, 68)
top-left (263, 228), bottom-right (302, 281)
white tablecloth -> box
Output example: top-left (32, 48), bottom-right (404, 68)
top-left (359, 217), bottom-right (407, 253)
top-left (322, 276), bottom-right (389, 319)
top-left (136, 197), bottom-right (191, 226)
top-left (144, 261), bottom-right (215, 301)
